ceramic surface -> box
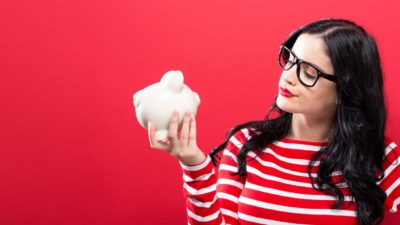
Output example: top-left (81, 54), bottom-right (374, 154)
top-left (133, 70), bottom-right (201, 141)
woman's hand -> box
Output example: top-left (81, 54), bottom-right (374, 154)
top-left (148, 111), bottom-right (206, 165)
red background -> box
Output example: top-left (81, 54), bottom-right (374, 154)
top-left (1, 0), bottom-right (399, 224)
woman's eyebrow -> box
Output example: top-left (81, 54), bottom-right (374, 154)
top-left (291, 48), bottom-right (299, 58)
top-left (291, 48), bottom-right (329, 73)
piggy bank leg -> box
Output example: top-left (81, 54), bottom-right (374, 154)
top-left (155, 129), bottom-right (169, 141)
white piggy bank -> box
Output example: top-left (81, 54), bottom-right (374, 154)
top-left (133, 70), bottom-right (201, 141)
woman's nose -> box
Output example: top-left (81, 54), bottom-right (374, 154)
top-left (283, 67), bottom-right (297, 86)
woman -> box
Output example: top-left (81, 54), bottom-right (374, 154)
top-left (147, 18), bottom-right (399, 225)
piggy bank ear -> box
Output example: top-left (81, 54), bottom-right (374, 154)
top-left (193, 91), bottom-right (201, 105)
top-left (160, 70), bottom-right (184, 92)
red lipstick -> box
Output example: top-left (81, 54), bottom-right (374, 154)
top-left (279, 87), bottom-right (295, 97)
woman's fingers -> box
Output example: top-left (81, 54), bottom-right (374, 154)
top-left (180, 112), bottom-right (191, 144)
top-left (147, 122), bottom-right (169, 150)
top-left (167, 111), bottom-right (180, 148)
top-left (148, 111), bottom-right (197, 154)
top-left (188, 114), bottom-right (197, 146)
top-left (147, 122), bottom-right (155, 147)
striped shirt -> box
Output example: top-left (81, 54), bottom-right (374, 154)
top-left (180, 127), bottom-right (399, 225)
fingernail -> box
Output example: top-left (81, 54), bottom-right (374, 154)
top-left (173, 111), bottom-right (178, 116)
top-left (158, 139), bottom-right (169, 144)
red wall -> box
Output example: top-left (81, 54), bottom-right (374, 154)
top-left (1, 0), bottom-right (399, 224)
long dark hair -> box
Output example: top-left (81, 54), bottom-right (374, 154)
top-left (210, 18), bottom-right (387, 225)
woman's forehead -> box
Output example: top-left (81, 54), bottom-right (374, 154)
top-left (291, 33), bottom-right (334, 74)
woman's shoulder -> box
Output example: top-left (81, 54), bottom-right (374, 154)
top-left (224, 127), bottom-right (260, 153)
top-left (218, 127), bottom-right (260, 164)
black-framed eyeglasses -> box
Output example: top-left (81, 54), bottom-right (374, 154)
top-left (278, 45), bottom-right (336, 87)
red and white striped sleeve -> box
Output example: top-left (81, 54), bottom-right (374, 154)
top-left (379, 137), bottom-right (400, 213)
top-left (180, 128), bottom-right (257, 225)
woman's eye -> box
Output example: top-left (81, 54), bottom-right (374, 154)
top-left (304, 72), bottom-right (316, 79)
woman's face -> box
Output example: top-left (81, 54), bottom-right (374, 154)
top-left (276, 33), bottom-right (338, 118)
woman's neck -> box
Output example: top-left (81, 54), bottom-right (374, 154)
top-left (286, 113), bottom-right (335, 142)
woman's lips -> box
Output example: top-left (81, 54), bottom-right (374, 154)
top-left (279, 87), bottom-right (296, 97)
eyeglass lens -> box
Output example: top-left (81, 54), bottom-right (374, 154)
top-left (279, 47), bottom-right (319, 86)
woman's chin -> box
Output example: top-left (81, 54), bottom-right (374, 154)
top-left (276, 98), bottom-right (297, 114)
